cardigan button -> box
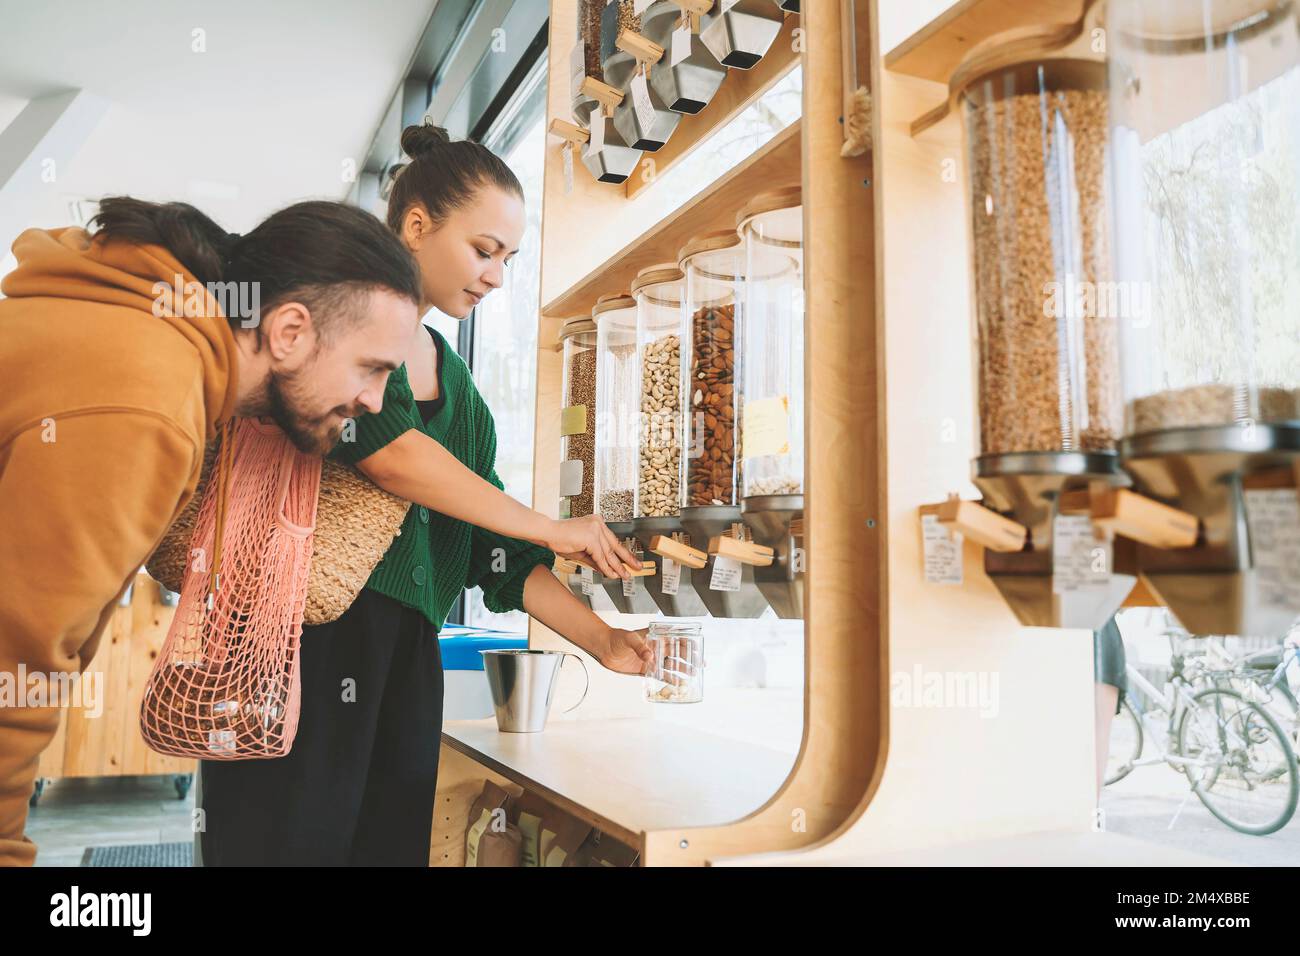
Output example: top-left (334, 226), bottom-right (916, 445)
top-left (412, 565), bottom-right (426, 586)
top-left (418, 506), bottom-right (429, 523)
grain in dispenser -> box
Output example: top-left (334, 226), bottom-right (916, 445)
top-left (630, 263), bottom-right (708, 617)
top-left (955, 5), bottom-right (1135, 629)
top-left (737, 186), bottom-right (805, 620)
top-left (668, 229), bottom-right (769, 619)
top-left (1107, 0), bottom-right (1300, 636)
top-left (593, 292), bottom-right (658, 614)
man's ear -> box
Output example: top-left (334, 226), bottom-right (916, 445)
top-left (262, 301), bottom-right (314, 363)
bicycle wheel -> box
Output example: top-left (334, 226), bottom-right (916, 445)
top-left (1176, 687), bottom-right (1299, 836)
top-left (1105, 697), bottom-right (1143, 786)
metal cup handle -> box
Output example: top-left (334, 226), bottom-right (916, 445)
top-left (559, 653), bottom-right (590, 714)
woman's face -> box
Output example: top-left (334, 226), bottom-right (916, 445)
top-left (401, 185), bottom-right (525, 319)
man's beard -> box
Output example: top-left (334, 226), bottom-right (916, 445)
top-left (245, 366), bottom-right (344, 457)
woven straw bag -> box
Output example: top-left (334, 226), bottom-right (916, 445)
top-left (141, 418), bottom-right (319, 759)
top-left (147, 430), bottom-right (410, 626)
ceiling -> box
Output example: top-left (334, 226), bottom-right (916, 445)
top-left (0, 0), bottom-right (438, 253)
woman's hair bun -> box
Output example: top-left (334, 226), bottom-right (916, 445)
top-left (401, 122), bottom-right (451, 159)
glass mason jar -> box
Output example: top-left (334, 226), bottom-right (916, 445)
top-left (643, 621), bottom-right (703, 703)
top-left (632, 263), bottom-right (687, 519)
top-left (738, 186), bottom-right (804, 498)
top-left (594, 293), bottom-right (639, 524)
top-left (559, 316), bottom-right (598, 519)
top-left (1108, 0), bottom-right (1300, 436)
top-left (962, 47), bottom-right (1121, 457)
top-left (679, 230), bottom-right (743, 509)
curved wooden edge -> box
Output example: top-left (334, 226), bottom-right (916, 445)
top-left (638, 0), bottom-right (887, 867)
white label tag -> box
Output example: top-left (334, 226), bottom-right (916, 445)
top-left (671, 23), bottom-right (692, 67)
top-left (661, 558), bottom-right (680, 595)
top-left (558, 497), bottom-right (571, 520)
top-left (588, 113), bottom-right (605, 153)
top-left (921, 514), bottom-right (963, 585)
top-left (559, 457), bottom-right (584, 497)
top-left (570, 41), bottom-right (586, 100)
top-left (631, 70), bottom-right (656, 139)
top-left (562, 143), bottom-right (574, 195)
top-left (710, 555), bottom-right (743, 592)
top-left (1244, 488), bottom-right (1300, 609)
top-left (1052, 514), bottom-right (1111, 594)
top-left (622, 575), bottom-right (636, 598)
top-left (580, 566), bottom-right (595, 596)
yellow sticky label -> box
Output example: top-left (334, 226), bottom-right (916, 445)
top-left (560, 405), bottom-right (588, 436)
top-left (743, 396), bottom-right (791, 459)
top-left (466, 809), bottom-right (491, 867)
top-left (518, 812), bottom-right (542, 868)
top-left (544, 845), bottom-right (569, 867)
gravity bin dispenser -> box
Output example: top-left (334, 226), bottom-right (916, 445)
top-left (1103, 0), bottom-right (1300, 638)
top-left (628, 263), bottom-right (711, 617)
top-left (737, 187), bottom-right (806, 619)
top-left (667, 230), bottom-right (771, 618)
top-left (947, 16), bottom-right (1137, 629)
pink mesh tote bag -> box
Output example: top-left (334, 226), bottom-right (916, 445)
top-left (140, 417), bottom-right (322, 759)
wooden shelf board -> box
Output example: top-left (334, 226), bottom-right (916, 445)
top-left (625, 13), bottom-right (801, 200)
top-left (542, 117), bottom-right (801, 318)
top-left (884, 0), bottom-right (1086, 84)
top-left (442, 715), bottom-right (797, 850)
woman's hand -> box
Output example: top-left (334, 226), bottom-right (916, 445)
top-left (598, 627), bottom-right (653, 675)
top-left (547, 514), bottom-right (639, 580)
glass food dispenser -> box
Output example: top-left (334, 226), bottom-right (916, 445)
top-left (574, 0), bottom-right (642, 185)
top-left (674, 230), bottom-right (769, 619)
top-left (1108, 0), bottom-right (1300, 637)
top-left (956, 11), bottom-right (1136, 630)
top-left (593, 292), bottom-right (659, 614)
top-left (629, 263), bottom-right (708, 617)
top-left (738, 186), bottom-right (806, 620)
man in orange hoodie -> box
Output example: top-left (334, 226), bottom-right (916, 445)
top-left (0, 198), bottom-right (425, 866)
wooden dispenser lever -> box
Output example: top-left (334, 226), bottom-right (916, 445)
top-left (649, 534), bottom-right (708, 570)
top-left (1089, 487), bottom-right (1199, 550)
top-left (549, 119), bottom-right (590, 145)
top-left (581, 76), bottom-right (625, 114)
top-left (616, 29), bottom-right (665, 65)
top-left (708, 535), bottom-right (775, 567)
top-left (553, 557), bottom-right (581, 575)
top-left (935, 495), bottom-right (1027, 553)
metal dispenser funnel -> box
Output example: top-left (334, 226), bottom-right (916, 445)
top-left (632, 516), bottom-right (710, 617)
top-left (599, 522), bottom-right (660, 614)
top-left (678, 506), bottom-right (769, 618)
top-left (739, 494), bottom-right (804, 620)
top-left (700, 0), bottom-right (784, 70)
top-left (1119, 425), bottom-right (1300, 638)
top-left (971, 453), bottom-right (1136, 630)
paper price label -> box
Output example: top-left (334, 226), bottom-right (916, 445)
top-left (743, 396), bottom-right (791, 459)
top-left (562, 143), bottom-right (574, 195)
top-left (710, 555), bottom-right (743, 592)
top-left (622, 575), bottom-right (637, 598)
top-left (922, 514), bottom-right (963, 585)
top-left (661, 558), bottom-right (681, 595)
top-left (580, 566), bottom-right (595, 596)
top-left (560, 404), bottom-right (588, 437)
top-left (559, 458), bottom-right (584, 497)
top-left (588, 113), bottom-right (605, 152)
top-left (1244, 488), bottom-right (1300, 609)
top-left (631, 70), bottom-right (656, 139)
top-left (1052, 514), bottom-right (1111, 594)
top-left (671, 23), bottom-right (692, 66)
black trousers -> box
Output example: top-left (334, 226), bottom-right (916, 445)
top-left (199, 589), bottom-right (443, 866)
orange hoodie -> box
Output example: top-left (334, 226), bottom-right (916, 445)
top-left (0, 227), bottom-right (238, 865)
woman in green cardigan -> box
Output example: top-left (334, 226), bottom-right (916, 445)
top-left (198, 124), bottom-right (653, 865)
